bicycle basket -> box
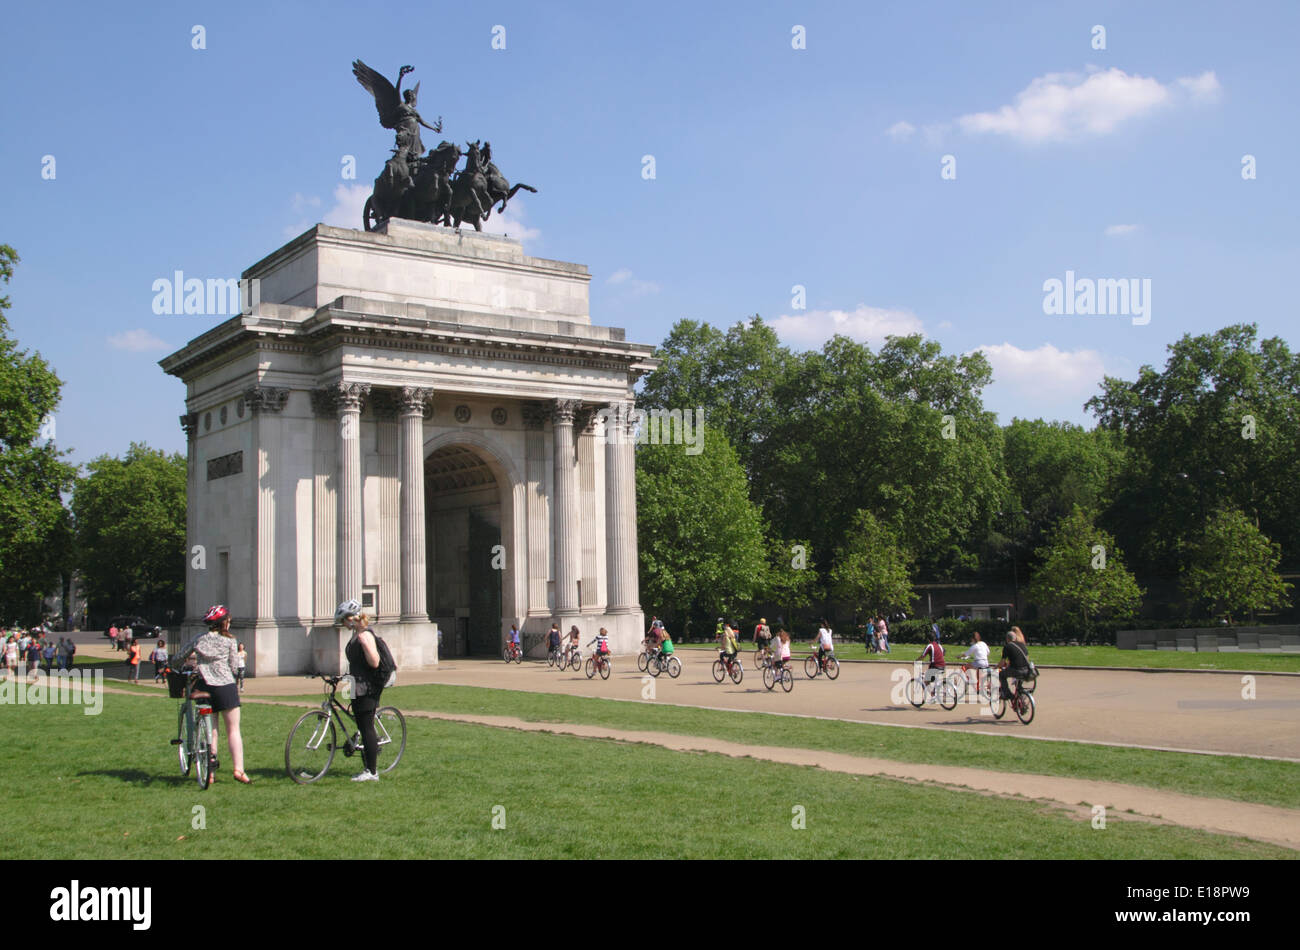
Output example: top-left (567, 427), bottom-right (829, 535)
top-left (166, 670), bottom-right (189, 699)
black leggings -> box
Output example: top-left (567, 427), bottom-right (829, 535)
top-left (354, 695), bottom-right (381, 774)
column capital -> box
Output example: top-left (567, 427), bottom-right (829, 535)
top-left (242, 386), bottom-right (289, 415)
top-left (552, 399), bottom-right (582, 427)
top-left (398, 386), bottom-right (436, 418)
top-left (313, 382), bottom-right (370, 416)
top-left (521, 402), bottom-right (549, 430)
top-left (179, 412), bottom-right (199, 441)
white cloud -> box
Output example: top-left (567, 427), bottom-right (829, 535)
top-left (969, 342), bottom-right (1108, 403)
top-left (937, 320), bottom-right (954, 330)
top-left (322, 183), bottom-right (371, 230)
top-left (885, 121), bottom-right (916, 141)
top-left (1105, 223), bottom-right (1139, 237)
top-left (770, 305), bottom-right (924, 349)
top-left (957, 67), bottom-right (1221, 144)
top-left (605, 267), bottom-right (659, 296)
top-left (480, 198), bottom-right (541, 243)
top-left (108, 329), bottom-right (171, 353)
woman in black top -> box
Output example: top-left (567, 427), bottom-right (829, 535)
top-left (336, 600), bottom-right (384, 782)
top-left (998, 628), bottom-right (1031, 699)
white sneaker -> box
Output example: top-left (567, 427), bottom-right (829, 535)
top-left (352, 770), bottom-right (379, 783)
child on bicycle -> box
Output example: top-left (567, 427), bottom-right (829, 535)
top-left (507, 623), bottom-right (522, 659)
top-left (586, 629), bottom-right (611, 668)
top-left (775, 628), bottom-right (792, 671)
top-left (566, 624), bottom-right (580, 663)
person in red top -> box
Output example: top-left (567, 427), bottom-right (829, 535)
top-left (916, 629), bottom-right (945, 699)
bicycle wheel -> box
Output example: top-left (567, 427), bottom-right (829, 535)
top-left (763, 665), bottom-right (775, 691)
top-left (637, 651), bottom-right (649, 672)
top-left (514, 649), bottom-right (523, 664)
top-left (286, 709), bottom-right (336, 784)
top-left (599, 657), bottom-right (611, 680)
top-left (906, 677), bottom-right (925, 709)
top-left (177, 704), bottom-right (191, 776)
top-left (667, 656), bottom-right (682, 678)
top-left (195, 716), bottom-right (212, 790)
top-left (712, 659), bottom-right (726, 683)
top-left (989, 688), bottom-right (1006, 719)
top-left (780, 669), bottom-right (793, 693)
top-left (374, 707), bottom-right (407, 773)
top-left (1014, 691), bottom-right (1036, 725)
top-left (729, 662), bottom-right (743, 685)
top-left (939, 678), bottom-right (959, 710)
top-left (569, 651), bottom-right (582, 672)
top-left (585, 657), bottom-right (596, 679)
top-left (947, 671), bottom-right (969, 705)
top-left (825, 657), bottom-right (840, 680)
top-left (804, 655), bottom-right (819, 679)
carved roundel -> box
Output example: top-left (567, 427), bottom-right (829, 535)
top-left (236, 400), bottom-right (245, 419)
top-left (491, 407), bottom-right (507, 426)
top-left (219, 405), bottom-right (228, 425)
top-left (204, 412), bottom-right (212, 431)
top-left (454, 405), bottom-right (471, 423)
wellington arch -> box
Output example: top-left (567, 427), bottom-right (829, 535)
top-left (160, 220), bottom-right (659, 676)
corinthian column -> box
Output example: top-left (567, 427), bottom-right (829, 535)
top-left (552, 399), bottom-right (581, 615)
top-left (399, 387), bottom-right (433, 621)
top-left (605, 402), bottom-right (639, 613)
top-left (335, 382), bottom-right (369, 606)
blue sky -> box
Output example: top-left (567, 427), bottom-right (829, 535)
top-left (1, 0), bottom-right (1296, 465)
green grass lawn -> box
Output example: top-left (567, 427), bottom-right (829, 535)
top-left (0, 694), bottom-right (1290, 859)
top-left (277, 682), bottom-right (1300, 811)
top-left (676, 641), bottom-right (1300, 673)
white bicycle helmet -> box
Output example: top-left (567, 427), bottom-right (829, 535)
top-left (334, 599), bottom-right (362, 625)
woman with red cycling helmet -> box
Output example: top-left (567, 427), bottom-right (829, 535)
top-left (175, 605), bottom-right (251, 784)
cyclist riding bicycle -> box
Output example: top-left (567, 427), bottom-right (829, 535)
top-left (717, 621), bottom-right (739, 667)
top-left (959, 631), bottom-right (991, 695)
top-left (565, 624), bottom-right (580, 662)
top-left (917, 629), bottom-right (945, 696)
top-left (998, 628), bottom-right (1032, 700)
top-left (507, 622), bottom-right (522, 658)
top-left (586, 629), bottom-right (611, 668)
top-left (655, 622), bottom-right (674, 660)
top-left (814, 619), bottom-right (834, 665)
top-left (546, 623), bottom-right (562, 660)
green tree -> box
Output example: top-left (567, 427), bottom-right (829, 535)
top-left (1087, 325), bottom-right (1300, 575)
top-left (1026, 507), bottom-right (1143, 633)
top-left (72, 443), bottom-right (187, 618)
top-left (755, 334), bottom-right (1006, 581)
top-left (761, 536), bottom-right (821, 621)
top-left (638, 316), bottom-right (794, 478)
top-left (636, 425), bottom-right (767, 630)
top-left (0, 245), bottom-right (77, 624)
top-left (1180, 508), bottom-right (1292, 622)
top-left (829, 510), bottom-right (915, 617)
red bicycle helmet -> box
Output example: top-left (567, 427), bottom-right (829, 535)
top-left (204, 604), bottom-right (230, 625)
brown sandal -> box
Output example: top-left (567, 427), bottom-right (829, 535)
top-left (233, 770), bottom-right (252, 784)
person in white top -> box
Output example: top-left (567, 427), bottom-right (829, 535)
top-left (814, 621), bottom-right (833, 662)
top-left (959, 631), bottom-right (991, 697)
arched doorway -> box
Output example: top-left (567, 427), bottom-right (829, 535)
top-left (424, 441), bottom-right (517, 657)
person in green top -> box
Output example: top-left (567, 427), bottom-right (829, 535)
top-left (657, 622), bottom-right (674, 655)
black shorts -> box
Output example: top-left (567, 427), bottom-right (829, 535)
top-left (197, 680), bottom-right (240, 712)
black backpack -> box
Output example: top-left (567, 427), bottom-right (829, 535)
top-left (368, 632), bottom-right (398, 689)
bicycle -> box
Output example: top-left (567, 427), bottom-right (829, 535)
top-left (752, 643), bottom-right (774, 672)
top-left (285, 674), bottom-right (408, 783)
top-left (950, 664), bottom-right (994, 705)
top-left (167, 667), bottom-right (216, 790)
top-left (560, 645), bottom-right (582, 671)
top-left (503, 641), bottom-right (523, 663)
top-left (711, 650), bottom-right (744, 685)
top-left (905, 667), bottom-right (958, 710)
top-left (637, 640), bottom-right (658, 672)
top-left (803, 651), bottom-right (841, 680)
top-left (546, 642), bottom-right (565, 667)
top-left (585, 650), bottom-right (612, 679)
top-left (647, 650), bottom-right (682, 678)
top-left (762, 658), bottom-right (794, 693)
top-left (989, 668), bottom-right (1037, 724)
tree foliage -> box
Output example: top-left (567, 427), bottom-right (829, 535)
top-left (1026, 507), bottom-right (1143, 628)
top-left (72, 443), bottom-right (187, 617)
top-left (829, 510), bottom-right (915, 617)
top-left (0, 245), bottom-right (77, 624)
top-left (635, 424), bottom-right (768, 629)
top-left (1180, 508), bottom-right (1292, 622)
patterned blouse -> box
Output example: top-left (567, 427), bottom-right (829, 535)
top-left (178, 633), bottom-right (238, 687)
